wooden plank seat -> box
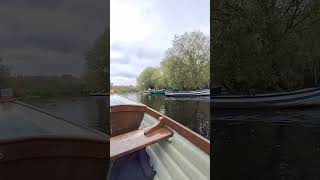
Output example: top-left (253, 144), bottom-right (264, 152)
top-left (110, 119), bottom-right (174, 160)
top-left (0, 97), bottom-right (16, 103)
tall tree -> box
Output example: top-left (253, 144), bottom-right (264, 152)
top-left (213, 0), bottom-right (320, 93)
top-left (84, 29), bottom-right (108, 91)
top-left (0, 58), bottom-right (10, 88)
top-left (137, 67), bottom-right (162, 89)
top-left (161, 31), bottom-right (210, 90)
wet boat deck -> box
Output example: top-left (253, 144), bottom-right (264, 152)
top-left (0, 101), bottom-right (105, 141)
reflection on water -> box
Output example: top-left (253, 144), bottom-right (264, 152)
top-left (121, 92), bottom-right (210, 139)
top-left (213, 107), bottom-right (320, 180)
top-left (22, 96), bottom-right (107, 134)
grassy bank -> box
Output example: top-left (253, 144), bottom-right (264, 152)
top-left (6, 76), bottom-right (86, 98)
top-left (112, 85), bottom-right (139, 94)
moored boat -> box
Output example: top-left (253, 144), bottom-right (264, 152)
top-left (0, 94), bottom-right (108, 180)
top-left (0, 88), bottom-right (15, 103)
top-left (165, 96), bottom-right (210, 102)
top-left (109, 94), bottom-right (210, 180)
top-left (148, 89), bottom-right (166, 95)
top-left (212, 87), bottom-right (320, 109)
top-left (165, 89), bottom-right (210, 97)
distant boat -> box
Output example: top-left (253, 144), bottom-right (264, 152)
top-left (109, 94), bottom-right (210, 180)
top-left (212, 87), bottom-right (320, 109)
top-left (165, 89), bottom-right (210, 97)
top-left (0, 88), bottom-right (15, 103)
top-left (147, 89), bottom-right (165, 95)
top-left (0, 88), bottom-right (13, 97)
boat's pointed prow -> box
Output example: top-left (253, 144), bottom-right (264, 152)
top-left (110, 94), bottom-right (210, 180)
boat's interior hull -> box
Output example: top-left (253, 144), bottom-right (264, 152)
top-left (140, 113), bottom-right (210, 180)
top-left (110, 105), bottom-right (210, 180)
top-left (0, 100), bottom-right (108, 180)
top-left (110, 110), bottom-right (144, 136)
top-left (0, 138), bottom-right (108, 180)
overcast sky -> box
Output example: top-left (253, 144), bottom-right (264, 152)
top-left (0, 0), bottom-right (107, 77)
top-left (110, 0), bottom-right (210, 86)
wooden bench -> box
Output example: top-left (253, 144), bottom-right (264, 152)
top-left (110, 118), bottom-right (174, 160)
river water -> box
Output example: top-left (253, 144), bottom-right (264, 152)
top-left (120, 92), bottom-right (210, 139)
top-left (21, 96), bottom-right (107, 134)
top-left (213, 107), bottom-right (320, 180)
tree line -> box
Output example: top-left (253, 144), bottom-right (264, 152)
top-left (0, 29), bottom-right (108, 96)
top-left (137, 31), bottom-right (210, 90)
top-left (213, 0), bottom-right (320, 94)
top-left (84, 29), bottom-right (108, 91)
top-left (0, 58), bottom-right (10, 88)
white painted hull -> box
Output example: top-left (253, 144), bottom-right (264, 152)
top-left (212, 88), bottom-right (320, 109)
top-left (165, 89), bottom-right (210, 97)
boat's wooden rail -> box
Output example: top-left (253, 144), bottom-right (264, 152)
top-left (110, 125), bottom-right (173, 160)
top-left (0, 137), bottom-right (108, 180)
top-left (0, 97), bottom-right (16, 103)
top-left (145, 106), bottom-right (210, 155)
top-left (0, 136), bottom-right (107, 162)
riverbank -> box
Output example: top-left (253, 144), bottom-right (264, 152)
top-left (5, 75), bottom-right (87, 98)
top-left (111, 85), bottom-right (139, 94)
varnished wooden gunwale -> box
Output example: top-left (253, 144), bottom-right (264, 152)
top-left (110, 104), bottom-right (210, 155)
top-left (110, 105), bottom-right (146, 137)
top-left (0, 96), bottom-right (108, 180)
top-left (0, 97), bottom-right (16, 103)
top-left (0, 136), bottom-right (107, 162)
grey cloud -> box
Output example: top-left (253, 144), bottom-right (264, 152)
top-left (111, 0), bottom-right (209, 85)
top-left (134, 48), bottom-right (162, 59)
top-left (112, 43), bottom-right (162, 60)
top-left (111, 70), bottom-right (137, 78)
top-left (0, 0), bottom-right (108, 76)
top-left (111, 56), bottom-right (131, 64)
top-left (110, 44), bottom-right (164, 85)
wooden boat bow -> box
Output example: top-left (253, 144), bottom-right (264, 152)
top-left (110, 103), bottom-right (210, 160)
top-left (110, 94), bottom-right (210, 180)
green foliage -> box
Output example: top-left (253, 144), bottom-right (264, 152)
top-left (213, 0), bottom-right (320, 94)
top-left (0, 58), bottom-right (10, 88)
top-left (112, 85), bottom-right (139, 94)
top-left (161, 31), bottom-right (209, 90)
top-left (137, 31), bottom-right (210, 90)
top-left (137, 67), bottom-right (164, 90)
top-left (7, 76), bottom-right (84, 97)
top-left (84, 29), bottom-right (108, 91)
